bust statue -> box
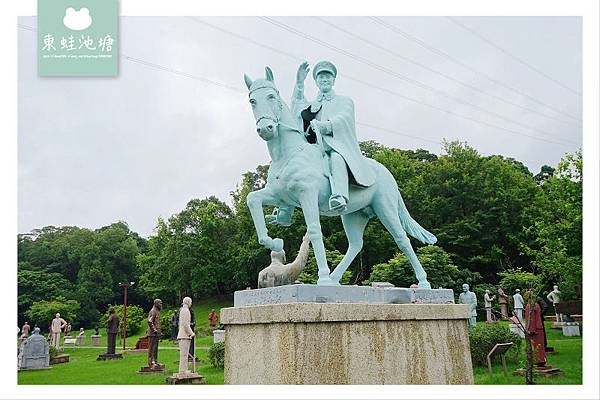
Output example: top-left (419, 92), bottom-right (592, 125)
top-left (458, 284), bottom-right (477, 327)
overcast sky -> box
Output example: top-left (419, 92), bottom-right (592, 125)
top-left (18, 16), bottom-right (582, 237)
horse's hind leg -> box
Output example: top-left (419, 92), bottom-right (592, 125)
top-left (373, 198), bottom-right (431, 289)
top-left (298, 190), bottom-right (334, 286)
top-left (330, 211), bottom-right (370, 284)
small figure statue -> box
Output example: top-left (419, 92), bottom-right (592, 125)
top-left (546, 285), bottom-right (563, 323)
top-left (208, 309), bottom-right (218, 330)
top-left (177, 297), bottom-right (196, 375)
top-left (258, 233), bottom-right (310, 288)
top-left (50, 313), bottom-right (66, 350)
top-left (64, 322), bottom-right (72, 337)
top-left (107, 307), bottom-right (119, 354)
top-left (170, 312), bottom-right (178, 342)
top-left (146, 298), bottom-right (162, 368)
top-left (497, 287), bottom-right (509, 320)
top-left (484, 290), bottom-right (496, 323)
top-left (525, 290), bottom-right (547, 366)
top-left (513, 289), bottom-right (524, 322)
top-left (458, 284), bottom-right (477, 327)
top-left (20, 321), bottom-right (31, 339)
top-left (94, 327), bottom-right (100, 336)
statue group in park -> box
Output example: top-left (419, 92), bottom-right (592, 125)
top-left (244, 61), bottom-right (437, 288)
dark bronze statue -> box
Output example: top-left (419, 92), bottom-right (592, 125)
top-left (147, 298), bottom-right (162, 367)
top-left (106, 307), bottom-right (119, 354)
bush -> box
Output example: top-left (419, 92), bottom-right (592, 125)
top-left (208, 341), bottom-right (225, 369)
top-left (498, 268), bottom-right (542, 294)
top-left (99, 304), bottom-right (145, 337)
top-left (160, 309), bottom-right (178, 340)
top-left (468, 323), bottom-right (521, 366)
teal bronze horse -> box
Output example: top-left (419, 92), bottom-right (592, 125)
top-left (244, 67), bottom-right (436, 287)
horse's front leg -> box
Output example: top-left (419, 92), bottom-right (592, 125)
top-left (246, 187), bottom-right (283, 252)
top-left (298, 189), bottom-right (335, 286)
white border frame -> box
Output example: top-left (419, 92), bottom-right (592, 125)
top-left (2, 1), bottom-right (598, 399)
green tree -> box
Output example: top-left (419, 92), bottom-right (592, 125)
top-left (363, 245), bottom-right (481, 291)
top-left (497, 268), bottom-right (543, 294)
top-left (18, 269), bottom-right (75, 324)
top-left (25, 297), bottom-right (80, 329)
top-left (520, 151), bottom-right (582, 300)
top-left (99, 304), bottom-right (146, 336)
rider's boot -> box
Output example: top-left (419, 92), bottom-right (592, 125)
top-left (329, 152), bottom-right (349, 213)
top-left (265, 206), bottom-right (294, 226)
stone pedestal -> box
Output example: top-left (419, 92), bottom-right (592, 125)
top-left (76, 335), bottom-right (86, 345)
top-left (166, 372), bottom-right (206, 384)
top-left (508, 323), bottom-right (525, 338)
top-left (213, 329), bottom-right (225, 344)
top-left (139, 363), bottom-right (166, 373)
top-left (91, 335), bottom-right (101, 346)
top-left (222, 302), bottom-right (473, 384)
top-left (97, 353), bottom-right (123, 361)
top-left (562, 323), bottom-right (581, 337)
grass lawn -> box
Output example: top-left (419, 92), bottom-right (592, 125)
top-left (19, 297), bottom-right (581, 385)
top-left (18, 344), bottom-right (224, 384)
top-left (18, 297), bottom-right (233, 385)
top-left (473, 321), bottom-right (582, 384)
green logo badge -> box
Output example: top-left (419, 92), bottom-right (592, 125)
top-left (38, 0), bottom-right (118, 76)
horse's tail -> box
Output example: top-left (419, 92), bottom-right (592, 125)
top-left (397, 193), bottom-right (437, 244)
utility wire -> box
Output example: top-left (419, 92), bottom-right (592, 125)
top-left (258, 16), bottom-right (577, 146)
top-left (188, 17), bottom-right (574, 148)
top-left (18, 23), bottom-right (440, 147)
top-left (20, 22), bottom-right (575, 148)
top-left (314, 16), bottom-right (579, 131)
top-left (446, 17), bottom-right (582, 97)
top-left (370, 17), bottom-right (582, 124)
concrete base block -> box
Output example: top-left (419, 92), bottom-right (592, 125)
top-left (96, 353), bottom-right (123, 361)
top-left (508, 323), bottom-right (525, 338)
top-left (234, 284), bottom-right (454, 307)
top-left (213, 329), bottom-right (225, 343)
top-left (166, 373), bottom-right (205, 384)
top-left (222, 302), bottom-right (473, 384)
top-left (562, 323), bottom-right (580, 336)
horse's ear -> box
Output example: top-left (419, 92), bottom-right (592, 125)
top-left (265, 66), bottom-right (274, 82)
top-left (244, 74), bottom-right (253, 90)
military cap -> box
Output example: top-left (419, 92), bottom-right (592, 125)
top-left (312, 61), bottom-right (337, 79)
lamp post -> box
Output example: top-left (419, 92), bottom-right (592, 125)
top-left (118, 281), bottom-right (135, 350)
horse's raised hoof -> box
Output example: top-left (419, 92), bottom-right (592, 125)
top-left (317, 276), bottom-right (337, 286)
top-left (418, 281), bottom-right (432, 289)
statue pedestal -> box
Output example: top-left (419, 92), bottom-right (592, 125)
top-left (96, 353), bottom-right (123, 361)
top-left (562, 322), bottom-right (580, 336)
top-left (213, 329), bottom-right (225, 344)
top-left (165, 372), bottom-right (206, 384)
top-left (139, 363), bottom-right (166, 374)
top-left (222, 301), bottom-right (473, 384)
top-left (91, 335), bottom-right (101, 346)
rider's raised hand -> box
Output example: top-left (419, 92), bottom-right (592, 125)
top-left (296, 61), bottom-right (310, 85)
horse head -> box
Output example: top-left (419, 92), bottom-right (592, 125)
top-left (244, 67), bottom-right (284, 141)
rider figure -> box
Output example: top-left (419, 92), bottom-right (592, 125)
top-left (267, 61), bottom-right (375, 226)
top-left (293, 60), bottom-right (375, 211)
